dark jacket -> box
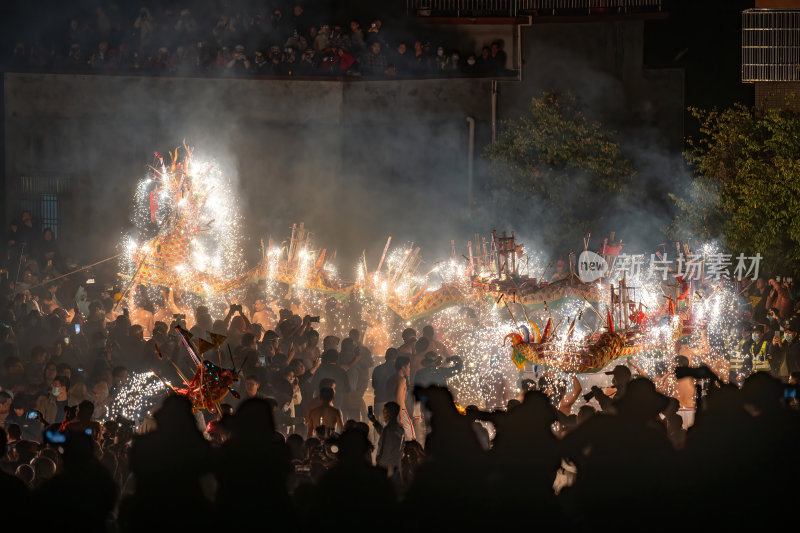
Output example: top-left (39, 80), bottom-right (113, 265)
top-left (771, 338), bottom-right (800, 376)
top-left (372, 417), bottom-right (405, 469)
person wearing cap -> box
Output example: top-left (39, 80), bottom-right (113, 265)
top-left (729, 327), bottom-right (753, 384)
top-left (415, 352), bottom-right (463, 388)
top-left (764, 306), bottom-right (782, 335)
top-left (414, 352), bottom-right (443, 389)
top-left (587, 365), bottom-right (632, 412)
top-left (771, 318), bottom-right (800, 377)
top-left (743, 324), bottom-right (771, 377)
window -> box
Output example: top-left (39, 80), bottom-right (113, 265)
top-left (15, 176), bottom-right (71, 238)
top-left (743, 9), bottom-right (800, 83)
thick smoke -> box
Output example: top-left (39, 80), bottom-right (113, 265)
top-left (2, 13), bottom-right (695, 274)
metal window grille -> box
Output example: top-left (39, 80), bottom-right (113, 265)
top-left (742, 9), bottom-right (800, 83)
top-left (407, 0), bottom-right (662, 17)
top-left (15, 176), bottom-right (71, 238)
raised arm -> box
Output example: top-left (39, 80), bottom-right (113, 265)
top-left (628, 359), bottom-right (649, 379)
top-left (558, 375), bottom-right (583, 416)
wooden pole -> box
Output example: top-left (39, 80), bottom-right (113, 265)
top-left (29, 253), bottom-right (122, 290)
top-left (468, 240), bottom-right (474, 277)
top-left (376, 236), bottom-right (392, 275)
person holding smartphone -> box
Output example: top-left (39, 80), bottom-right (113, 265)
top-left (369, 401), bottom-right (404, 477)
top-left (772, 318), bottom-right (800, 377)
top-left (767, 278), bottom-right (792, 320)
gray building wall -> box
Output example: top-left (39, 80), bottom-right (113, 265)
top-left (3, 19), bottom-right (683, 265)
top-left (500, 20), bottom-right (683, 148)
top-left (4, 73), bottom-right (492, 263)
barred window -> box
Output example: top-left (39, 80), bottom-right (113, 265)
top-left (15, 176), bottom-right (71, 238)
top-left (743, 9), bottom-right (800, 83)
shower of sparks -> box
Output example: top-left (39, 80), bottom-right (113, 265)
top-left (119, 178), bottom-right (746, 412)
top-left (121, 148), bottom-right (245, 316)
top-left (104, 372), bottom-right (168, 423)
top-left (436, 303), bottom-right (517, 408)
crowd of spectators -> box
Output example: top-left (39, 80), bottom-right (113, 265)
top-left (6, 3), bottom-right (512, 78)
top-left (1, 208), bottom-right (799, 530)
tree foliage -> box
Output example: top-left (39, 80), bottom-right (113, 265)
top-left (675, 104), bottom-right (800, 274)
top-left (483, 92), bottom-right (635, 251)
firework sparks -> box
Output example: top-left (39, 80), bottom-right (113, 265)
top-left (121, 146), bottom-right (245, 315)
top-left (103, 371), bottom-right (168, 423)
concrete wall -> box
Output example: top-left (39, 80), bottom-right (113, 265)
top-left (500, 19), bottom-right (684, 148)
top-left (4, 73), bottom-right (493, 263)
top-left (3, 19), bottom-right (683, 265)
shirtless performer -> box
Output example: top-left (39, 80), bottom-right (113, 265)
top-left (128, 287), bottom-right (154, 338)
top-left (387, 355), bottom-right (414, 441)
top-left (153, 288), bottom-right (194, 329)
top-left (305, 386), bottom-right (343, 439)
top-left (672, 355), bottom-right (697, 428)
top-left (654, 351), bottom-right (699, 429)
top-left (251, 298), bottom-right (276, 331)
top-left (670, 329), bottom-right (726, 428)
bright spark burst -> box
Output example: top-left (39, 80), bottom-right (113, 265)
top-left (103, 372), bottom-right (168, 423)
top-left (121, 148), bottom-right (245, 315)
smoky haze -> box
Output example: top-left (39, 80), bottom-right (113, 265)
top-left (3, 9), bottom-right (693, 274)
top-left (4, 70), bottom-right (690, 276)
top-left (4, 73), bottom-right (500, 274)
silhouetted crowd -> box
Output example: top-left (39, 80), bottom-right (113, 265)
top-left (6, 2), bottom-right (512, 78)
top-left (2, 207), bottom-right (800, 531)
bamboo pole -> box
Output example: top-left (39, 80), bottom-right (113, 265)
top-left (376, 236), bottom-right (392, 275)
top-left (28, 253), bottom-right (122, 290)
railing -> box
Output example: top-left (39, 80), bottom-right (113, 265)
top-left (742, 9), bottom-right (800, 83)
top-left (407, 0), bottom-right (662, 17)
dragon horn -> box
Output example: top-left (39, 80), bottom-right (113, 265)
top-left (540, 317), bottom-right (553, 343)
top-left (606, 308), bottom-right (615, 332)
top-left (567, 317), bottom-right (577, 340)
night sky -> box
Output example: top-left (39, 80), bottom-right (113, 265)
top-left (644, 0), bottom-right (754, 135)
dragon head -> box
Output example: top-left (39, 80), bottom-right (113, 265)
top-left (504, 332), bottom-right (524, 346)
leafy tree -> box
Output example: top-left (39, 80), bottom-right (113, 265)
top-left (483, 91), bottom-right (635, 253)
top-left (675, 104), bottom-right (800, 274)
